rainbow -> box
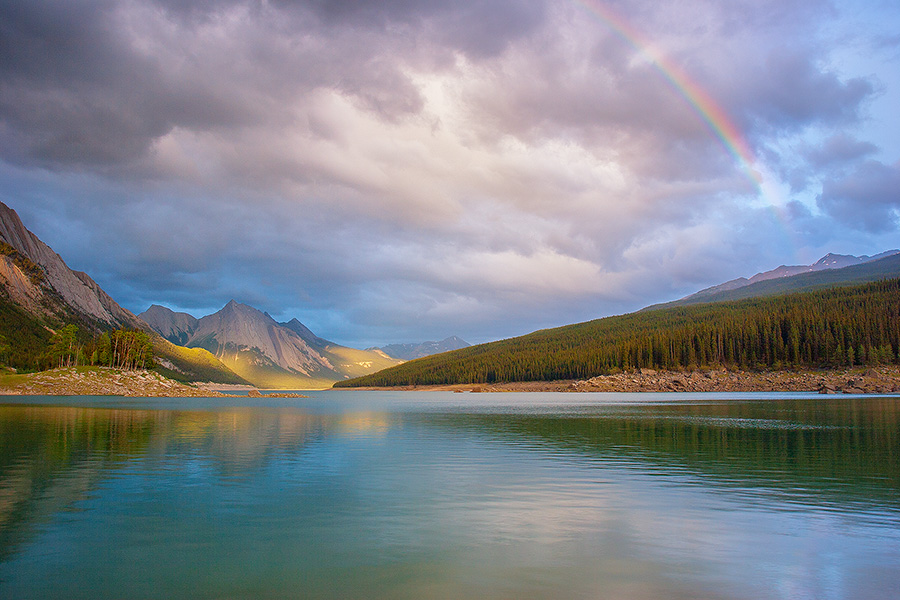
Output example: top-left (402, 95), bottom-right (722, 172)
top-left (574, 0), bottom-right (762, 186)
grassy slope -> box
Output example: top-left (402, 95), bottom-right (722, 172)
top-left (152, 336), bottom-right (250, 385)
top-left (0, 296), bottom-right (53, 371)
top-left (221, 351), bottom-right (336, 390)
top-left (322, 345), bottom-right (403, 380)
top-left (207, 344), bottom-right (403, 389)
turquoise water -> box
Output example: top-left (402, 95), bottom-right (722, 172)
top-left (0, 391), bottom-right (898, 599)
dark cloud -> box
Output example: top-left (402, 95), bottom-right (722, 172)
top-left (817, 160), bottom-right (900, 232)
top-left (747, 51), bottom-right (874, 130)
top-left (281, 0), bottom-right (545, 58)
top-left (805, 133), bottom-right (878, 169)
top-left (0, 0), bottom-right (545, 172)
top-left (777, 133), bottom-right (879, 193)
top-left (0, 0), bottom-right (266, 167)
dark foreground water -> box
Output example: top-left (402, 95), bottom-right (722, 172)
top-left (0, 391), bottom-right (898, 599)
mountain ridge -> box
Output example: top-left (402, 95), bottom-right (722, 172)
top-left (140, 302), bottom-right (402, 389)
top-left (140, 304), bottom-right (199, 345)
top-left (0, 200), bottom-right (143, 328)
top-left (694, 252), bottom-right (900, 304)
top-left (675, 250), bottom-right (900, 306)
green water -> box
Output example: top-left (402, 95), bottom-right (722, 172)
top-left (0, 392), bottom-right (898, 599)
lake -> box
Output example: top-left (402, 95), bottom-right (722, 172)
top-left (1, 391), bottom-right (898, 599)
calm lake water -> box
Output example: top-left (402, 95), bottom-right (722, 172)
top-left (0, 391), bottom-right (898, 599)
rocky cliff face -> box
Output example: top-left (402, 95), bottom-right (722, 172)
top-left (139, 305), bottom-right (199, 345)
top-left (279, 318), bottom-right (331, 349)
top-left (0, 201), bottom-right (143, 328)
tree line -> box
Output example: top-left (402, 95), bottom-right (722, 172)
top-left (336, 278), bottom-right (900, 387)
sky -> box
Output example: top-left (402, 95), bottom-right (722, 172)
top-left (1, 0), bottom-right (899, 348)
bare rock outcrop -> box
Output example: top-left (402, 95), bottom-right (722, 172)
top-left (0, 201), bottom-right (143, 328)
top-left (0, 368), bottom-right (230, 397)
top-left (569, 367), bottom-right (900, 394)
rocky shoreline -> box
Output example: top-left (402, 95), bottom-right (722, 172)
top-left (0, 367), bottom-right (307, 398)
top-left (569, 366), bottom-right (900, 394)
top-left (344, 366), bottom-right (900, 394)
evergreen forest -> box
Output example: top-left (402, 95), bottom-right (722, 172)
top-left (336, 278), bottom-right (900, 387)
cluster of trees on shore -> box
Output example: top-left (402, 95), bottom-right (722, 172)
top-left (337, 278), bottom-right (900, 387)
top-left (46, 326), bottom-right (154, 370)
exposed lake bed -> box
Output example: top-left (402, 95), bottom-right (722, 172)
top-left (1, 391), bottom-right (898, 599)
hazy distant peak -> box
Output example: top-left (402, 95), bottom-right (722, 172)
top-left (644, 249), bottom-right (900, 311)
top-left (811, 253), bottom-right (866, 269)
top-left (687, 249), bottom-right (900, 302)
top-left (379, 336), bottom-right (471, 360)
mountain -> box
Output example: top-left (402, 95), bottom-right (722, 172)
top-left (378, 336), bottom-right (471, 360)
top-left (279, 318), bottom-right (332, 349)
top-left (669, 250), bottom-right (900, 306)
top-left (645, 251), bottom-right (900, 310)
top-left (336, 278), bottom-right (900, 388)
top-left (140, 305), bottom-right (199, 346)
top-left (0, 201), bottom-right (143, 328)
top-left (0, 201), bottom-right (247, 384)
top-left (141, 302), bottom-right (402, 389)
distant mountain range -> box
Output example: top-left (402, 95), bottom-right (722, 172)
top-left (140, 302), bottom-right (402, 389)
top-left (645, 250), bottom-right (900, 310)
top-left (376, 336), bottom-right (470, 361)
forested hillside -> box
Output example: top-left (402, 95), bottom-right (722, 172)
top-left (335, 279), bottom-right (900, 387)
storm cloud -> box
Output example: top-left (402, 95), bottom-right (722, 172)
top-left (1, 0), bottom-right (897, 346)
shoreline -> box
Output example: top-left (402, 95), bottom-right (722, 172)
top-left (340, 366), bottom-right (900, 394)
top-left (2, 366), bottom-right (899, 397)
top-left (0, 367), bottom-right (307, 398)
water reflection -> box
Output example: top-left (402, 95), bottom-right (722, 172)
top-left (0, 396), bottom-right (898, 599)
top-left (426, 396), bottom-right (900, 509)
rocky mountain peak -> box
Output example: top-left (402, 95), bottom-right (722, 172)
top-left (812, 253), bottom-right (862, 269)
top-left (138, 305), bottom-right (199, 345)
top-left (212, 300), bottom-right (277, 326)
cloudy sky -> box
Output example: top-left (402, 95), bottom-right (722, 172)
top-left (1, 0), bottom-right (898, 347)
